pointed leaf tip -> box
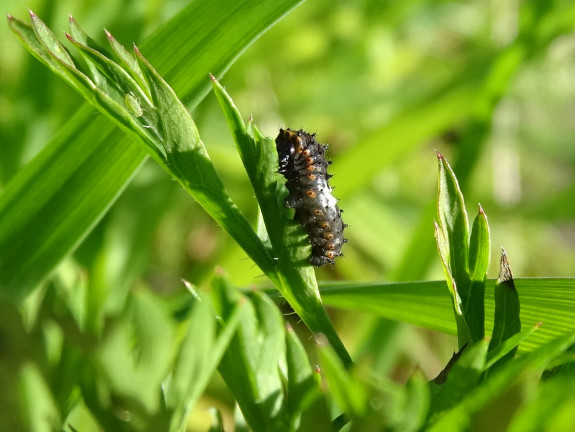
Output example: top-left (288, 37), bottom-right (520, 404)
top-left (436, 151), bottom-right (444, 160)
top-left (209, 73), bottom-right (216, 82)
top-left (498, 248), bottom-right (513, 283)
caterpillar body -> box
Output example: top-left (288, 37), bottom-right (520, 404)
top-left (275, 128), bottom-right (346, 267)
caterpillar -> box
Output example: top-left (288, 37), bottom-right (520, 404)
top-left (275, 128), bottom-right (346, 266)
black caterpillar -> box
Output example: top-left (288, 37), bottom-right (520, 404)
top-left (275, 128), bottom-right (346, 266)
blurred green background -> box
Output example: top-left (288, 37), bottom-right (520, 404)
top-left (1, 0), bottom-right (575, 418)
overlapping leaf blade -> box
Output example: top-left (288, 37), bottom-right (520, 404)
top-left (2, 0), bottom-right (304, 302)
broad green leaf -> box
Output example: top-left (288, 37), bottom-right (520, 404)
top-left (1, 0), bottom-right (304, 302)
top-left (210, 76), bottom-right (352, 368)
top-left (320, 278), bottom-right (575, 353)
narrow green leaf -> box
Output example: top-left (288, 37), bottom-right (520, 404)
top-left (132, 49), bottom-right (275, 274)
top-left (487, 249), bottom-right (521, 369)
top-left (485, 326), bottom-right (536, 370)
top-left (29, 11), bottom-right (74, 68)
top-left (436, 152), bottom-right (470, 285)
top-left (0, 109), bottom-right (146, 302)
top-left (400, 370), bottom-right (430, 432)
top-left (334, 73), bottom-right (486, 200)
top-left (67, 31), bottom-right (152, 110)
top-left (469, 205), bottom-right (490, 281)
top-left (164, 286), bottom-right (244, 432)
top-left (104, 28), bottom-right (149, 95)
top-left (436, 152), bottom-right (485, 346)
top-left (7, 15), bottom-right (58, 71)
top-left (284, 324), bottom-right (319, 423)
top-left (2, 0), bottom-right (304, 301)
top-left (428, 341), bottom-right (488, 415)
top-left (210, 77), bottom-right (352, 368)
top-left (316, 336), bottom-right (368, 419)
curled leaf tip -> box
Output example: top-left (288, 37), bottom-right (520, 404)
top-left (498, 248), bottom-right (513, 283)
top-left (7, 14), bottom-right (13, 20)
top-left (64, 32), bottom-right (73, 41)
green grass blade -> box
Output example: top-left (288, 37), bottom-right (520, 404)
top-left (1, 0), bottom-right (304, 302)
top-left (320, 278), bottom-right (575, 353)
top-left (0, 109), bottom-right (145, 302)
top-left (333, 74), bottom-right (485, 200)
top-left (469, 205), bottom-right (490, 282)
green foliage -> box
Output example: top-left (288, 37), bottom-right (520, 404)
top-left (3, 0), bottom-right (575, 431)
top-left (435, 152), bottom-right (490, 347)
top-left (1, 0), bottom-right (303, 302)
